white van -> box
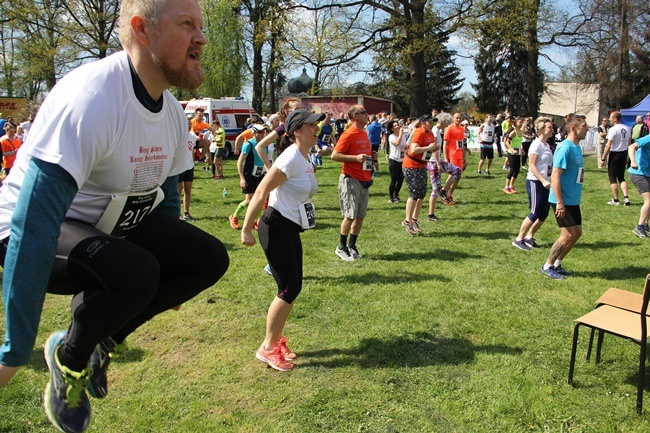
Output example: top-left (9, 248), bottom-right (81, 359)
top-left (183, 97), bottom-right (259, 158)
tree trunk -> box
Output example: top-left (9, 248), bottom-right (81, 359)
top-left (617, 0), bottom-right (630, 108)
top-left (407, 0), bottom-right (427, 117)
top-left (525, 0), bottom-right (541, 117)
top-left (252, 20), bottom-right (264, 112)
top-left (269, 37), bottom-right (277, 113)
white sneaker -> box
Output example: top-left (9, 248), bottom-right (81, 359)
top-left (335, 246), bottom-right (355, 261)
top-left (607, 199), bottom-right (620, 206)
top-left (347, 245), bottom-right (362, 259)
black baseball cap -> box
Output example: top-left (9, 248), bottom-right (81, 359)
top-left (285, 110), bottom-right (325, 134)
top-left (419, 114), bottom-right (433, 123)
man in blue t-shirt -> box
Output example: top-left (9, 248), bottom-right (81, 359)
top-left (366, 114), bottom-right (383, 176)
top-left (540, 114), bottom-right (587, 280)
top-left (628, 134), bottom-right (650, 238)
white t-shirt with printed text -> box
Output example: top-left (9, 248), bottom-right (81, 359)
top-left (606, 123), bottom-right (631, 152)
top-left (0, 51), bottom-right (192, 238)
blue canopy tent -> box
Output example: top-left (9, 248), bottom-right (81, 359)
top-left (621, 94), bottom-right (650, 126)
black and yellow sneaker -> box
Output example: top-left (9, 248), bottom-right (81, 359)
top-left (44, 331), bottom-right (92, 433)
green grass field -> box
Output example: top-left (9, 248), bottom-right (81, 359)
top-left (1, 151), bottom-right (649, 432)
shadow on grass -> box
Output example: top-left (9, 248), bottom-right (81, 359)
top-left (312, 222), bottom-right (343, 230)
top-left (579, 266), bottom-right (649, 281)
top-left (304, 270), bottom-right (451, 284)
top-left (452, 214), bottom-right (517, 222)
top-left (461, 200), bottom-right (521, 206)
top-left (436, 231), bottom-right (513, 241)
top-left (300, 331), bottom-right (522, 369)
top-left (25, 343), bottom-right (146, 374)
top-left (371, 249), bottom-right (483, 261)
top-left (580, 241), bottom-right (639, 250)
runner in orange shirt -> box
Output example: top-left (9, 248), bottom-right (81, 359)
top-left (190, 107), bottom-right (211, 165)
top-left (402, 115), bottom-right (437, 235)
top-left (442, 113), bottom-right (467, 203)
top-left (0, 122), bottom-right (22, 176)
top-left (331, 104), bottom-right (372, 261)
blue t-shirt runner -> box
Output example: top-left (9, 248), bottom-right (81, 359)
top-left (549, 138), bottom-right (584, 206)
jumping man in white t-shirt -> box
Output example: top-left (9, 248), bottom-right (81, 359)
top-left (0, 2), bottom-right (229, 432)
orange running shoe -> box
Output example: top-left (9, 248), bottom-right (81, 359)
top-left (228, 215), bottom-right (240, 230)
top-left (277, 336), bottom-right (297, 360)
top-left (256, 345), bottom-right (294, 371)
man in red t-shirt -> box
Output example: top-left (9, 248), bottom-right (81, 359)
top-left (443, 113), bottom-right (467, 201)
top-left (331, 104), bottom-right (372, 261)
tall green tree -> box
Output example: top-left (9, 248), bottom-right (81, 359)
top-left (470, 0), bottom-right (545, 116)
top-left (240, 0), bottom-right (291, 112)
top-left (572, 0), bottom-right (650, 109)
top-left (198, 0), bottom-right (245, 99)
top-left (60, 0), bottom-right (120, 60)
top-left (470, 0), bottom-right (590, 116)
top-left (372, 30), bottom-right (463, 115)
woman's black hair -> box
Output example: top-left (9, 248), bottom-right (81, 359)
top-left (277, 132), bottom-right (295, 155)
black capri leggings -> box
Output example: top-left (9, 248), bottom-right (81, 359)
top-left (388, 158), bottom-right (404, 199)
top-left (608, 150), bottom-right (627, 183)
top-left (0, 210), bottom-right (230, 369)
top-left (521, 141), bottom-right (532, 167)
top-left (258, 207), bottom-right (303, 304)
top-left (507, 151), bottom-right (521, 180)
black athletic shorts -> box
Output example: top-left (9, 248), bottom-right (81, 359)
top-left (607, 151), bottom-right (627, 183)
top-left (178, 168), bottom-right (194, 183)
top-left (480, 146), bottom-right (494, 159)
top-left (551, 203), bottom-right (581, 228)
top-left (242, 174), bottom-right (263, 194)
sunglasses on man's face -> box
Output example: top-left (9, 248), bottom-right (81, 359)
top-left (354, 110), bottom-right (367, 115)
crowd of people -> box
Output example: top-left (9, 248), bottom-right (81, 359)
top-left (0, 1), bottom-right (648, 431)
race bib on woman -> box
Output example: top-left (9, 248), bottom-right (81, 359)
top-left (298, 201), bottom-right (316, 229)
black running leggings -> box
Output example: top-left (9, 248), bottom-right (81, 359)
top-left (507, 151), bottom-right (521, 180)
top-left (388, 158), bottom-right (404, 199)
top-left (46, 211), bottom-right (229, 370)
top-left (257, 207), bottom-right (303, 304)
top-left (521, 141), bottom-right (532, 167)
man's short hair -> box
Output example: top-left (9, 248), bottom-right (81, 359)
top-left (194, 107), bottom-right (205, 114)
top-left (610, 111), bottom-right (622, 121)
top-left (119, 0), bottom-right (170, 48)
top-left (565, 114), bottom-right (586, 130)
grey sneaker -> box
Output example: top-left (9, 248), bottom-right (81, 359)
top-left (624, 198), bottom-right (631, 206)
top-left (540, 266), bottom-right (564, 280)
top-left (405, 222), bottom-right (417, 235)
top-left (87, 337), bottom-right (118, 399)
top-left (633, 227), bottom-right (648, 238)
top-left (44, 331), bottom-right (92, 433)
top-left (412, 219), bottom-right (422, 234)
top-left (512, 239), bottom-right (531, 251)
top-left (335, 246), bottom-right (355, 261)
top-left (428, 214), bottom-right (439, 222)
top-left (607, 199), bottom-right (620, 206)
top-left (554, 266), bottom-right (574, 277)
top-left (523, 237), bottom-right (540, 248)
top-left (347, 245), bottom-right (362, 259)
